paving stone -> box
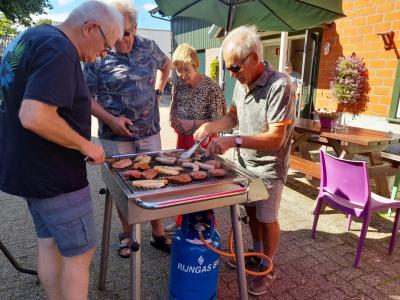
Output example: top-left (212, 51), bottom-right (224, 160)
top-left (0, 107), bottom-right (399, 299)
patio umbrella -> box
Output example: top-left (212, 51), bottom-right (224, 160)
top-left (154, 0), bottom-right (345, 32)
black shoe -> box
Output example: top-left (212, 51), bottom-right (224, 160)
top-left (227, 249), bottom-right (261, 271)
top-left (150, 235), bottom-right (171, 254)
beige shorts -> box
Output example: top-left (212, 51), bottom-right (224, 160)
top-left (244, 179), bottom-right (284, 223)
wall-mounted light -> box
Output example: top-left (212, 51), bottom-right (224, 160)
top-left (377, 31), bottom-right (395, 50)
top-left (377, 31), bottom-right (399, 59)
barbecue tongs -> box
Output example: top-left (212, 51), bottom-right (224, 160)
top-left (179, 135), bottom-right (209, 159)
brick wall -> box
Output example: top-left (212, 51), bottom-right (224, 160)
top-left (316, 0), bottom-right (400, 118)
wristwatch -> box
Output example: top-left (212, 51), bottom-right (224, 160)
top-left (235, 136), bottom-right (243, 148)
top-left (155, 89), bottom-right (163, 96)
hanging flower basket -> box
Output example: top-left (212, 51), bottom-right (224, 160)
top-left (330, 53), bottom-right (369, 115)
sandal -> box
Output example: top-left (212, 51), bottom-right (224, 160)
top-left (118, 232), bottom-right (131, 258)
top-left (118, 244), bottom-right (131, 258)
top-left (150, 234), bottom-right (171, 254)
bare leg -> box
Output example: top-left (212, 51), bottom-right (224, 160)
top-left (117, 206), bottom-right (130, 235)
top-left (151, 219), bottom-right (171, 244)
top-left (260, 221), bottom-right (280, 259)
top-left (61, 247), bottom-right (96, 300)
top-left (37, 238), bottom-right (62, 300)
top-left (245, 206), bottom-right (262, 243)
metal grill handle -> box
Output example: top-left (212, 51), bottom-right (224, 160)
top-left (134, 185), bottom-right (248, 209)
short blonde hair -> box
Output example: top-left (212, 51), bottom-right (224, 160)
top-left (108, 0), bottom-right (138, 26)
top-left (172, 43), bottom-right (199, 70)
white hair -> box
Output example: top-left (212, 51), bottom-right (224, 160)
top-left (66, 0), bottom-right (124, 37)
top-left (222, 25), bottom-right (263, 62)
top-left (108, 0), bottom-right (138, 26)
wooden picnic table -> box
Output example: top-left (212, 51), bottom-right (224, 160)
top-left (292, 118), bottom-right (400, 197)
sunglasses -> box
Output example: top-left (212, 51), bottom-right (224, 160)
top-left (226, 52), bottom-right (252, 73)
top-left (97, 25), bottom-right (112, 52)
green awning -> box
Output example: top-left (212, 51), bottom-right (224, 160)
top-left (155, 0), bottom-right (345, 32)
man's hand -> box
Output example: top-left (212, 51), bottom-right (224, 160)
top-left (109, 116), bottom-right (133, 137)
top-left (82, 142), bottom-right (105, 165)
top-left (206, 136), bottom-right (235, 156)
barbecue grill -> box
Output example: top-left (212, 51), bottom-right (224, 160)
top-left (98, 150), bottom-right (269, 300)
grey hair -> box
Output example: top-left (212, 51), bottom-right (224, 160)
top-left (66, 0), bottom-right (124, 37)
top-left (221, 25), bottom-right (263, 62)
top-left (108, 0), bottom-right (138, 26)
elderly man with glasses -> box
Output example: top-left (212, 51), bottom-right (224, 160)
top-left (194, 25), bottom-right (295, 296)
top-left (84, 0), bottom-right (172, 258)
top-left (0, 1), bottom-right (123, 299)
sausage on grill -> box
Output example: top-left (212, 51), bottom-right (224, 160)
top-left (208, 168), bottom-right (227, 177)
top-left (155, 156), bottom-right (177, 165)
top-left (194, 161), bottom-right (215, 170)
top-left (189, 171), bottom-right (208, 180)
top-left (204, 159), bottom-right (221, 168)
top-left (154, 166), bottom-right (183, 176)
top-left (182, 162), bottom-right (200, 172)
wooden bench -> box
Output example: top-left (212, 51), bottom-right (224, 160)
top-left (290, 155), bottom-right (321, 179)
top-left (381, 152), bottom-right (400, 167)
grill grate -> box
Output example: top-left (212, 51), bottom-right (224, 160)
top-left (111, 152), bottom-right (242, 193)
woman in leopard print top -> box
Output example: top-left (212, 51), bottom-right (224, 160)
top-left (169, 43), bottom-right (227, 149)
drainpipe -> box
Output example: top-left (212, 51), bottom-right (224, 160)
top-left (279, 32), bottom-right (288, 72)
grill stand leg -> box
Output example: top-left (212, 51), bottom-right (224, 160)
top-left (230, 204), bottom-right (249, 300)
top-left (98, 189), bottom-right (113, 291)
top-left (130, 224), bottom-right (141, 300)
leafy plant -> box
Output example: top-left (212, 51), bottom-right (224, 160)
top-left (0, 13), bottom-right (17, 35)
top-left (209, 57), bottom-right (219, 81)
top-left (0, 0), bottom-right (52, 27)
top-left (330, 53), bottom-right (369, 115)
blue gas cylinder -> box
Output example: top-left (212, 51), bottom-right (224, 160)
top-left (169, 210), bottom-right (221, 300)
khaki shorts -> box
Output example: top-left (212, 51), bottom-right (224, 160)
top-left (244, 179), bottom-right (284, 223)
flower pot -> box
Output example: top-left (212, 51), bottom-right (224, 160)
top-left (319, 117), bottom-right (335, 130)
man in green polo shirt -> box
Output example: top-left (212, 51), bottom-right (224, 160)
top-left (194, 25), bottom-right (295, 296)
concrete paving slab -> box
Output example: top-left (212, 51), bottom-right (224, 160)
top-left (0, 102), bottom-right (399, 299)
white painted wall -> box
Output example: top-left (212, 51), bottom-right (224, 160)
top-left (137, 28), bottom-right (171, 57)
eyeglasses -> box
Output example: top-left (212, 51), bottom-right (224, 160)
top-left (226, 52), bottom-right (252, 73)
top-left (97, 25), bottom-right (112, 52)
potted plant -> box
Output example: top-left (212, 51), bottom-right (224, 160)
top-left (330, 53), bottom-right (369, 126)
top-left (315, 108), bottom-right (339, 130)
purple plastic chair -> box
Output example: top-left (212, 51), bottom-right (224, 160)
top-left (311, 150), bottom-right (400, 268)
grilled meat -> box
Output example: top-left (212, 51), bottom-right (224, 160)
top-left (154, 166), bottom-right (183, 176)
top-left (134, 154), bottom-right (152, 164)
top-left (182, 162), bottom-right (200, 171)
top-left (155, 156), bottom-right (177, 165)
top-left (167, 174), bottom-right (192, 184)
top-left (208, 168), bottom-right (227, 177)
top-left (131, 179), bottom-right (167, 189)
top-left (142, 168), bottom-right (158, 180)
top-left (123, 170), bottom-right (142, 179)
top-left (133, 161), bottom-right (150, 170)
top-left (112, 158), bottom-right (133, 169)
top-left (194, 161), bottom-right (215, 170)
top-left (189, 171), bottom-right (208, 180)
top-left (204, 159), bottom-right (221, 168)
